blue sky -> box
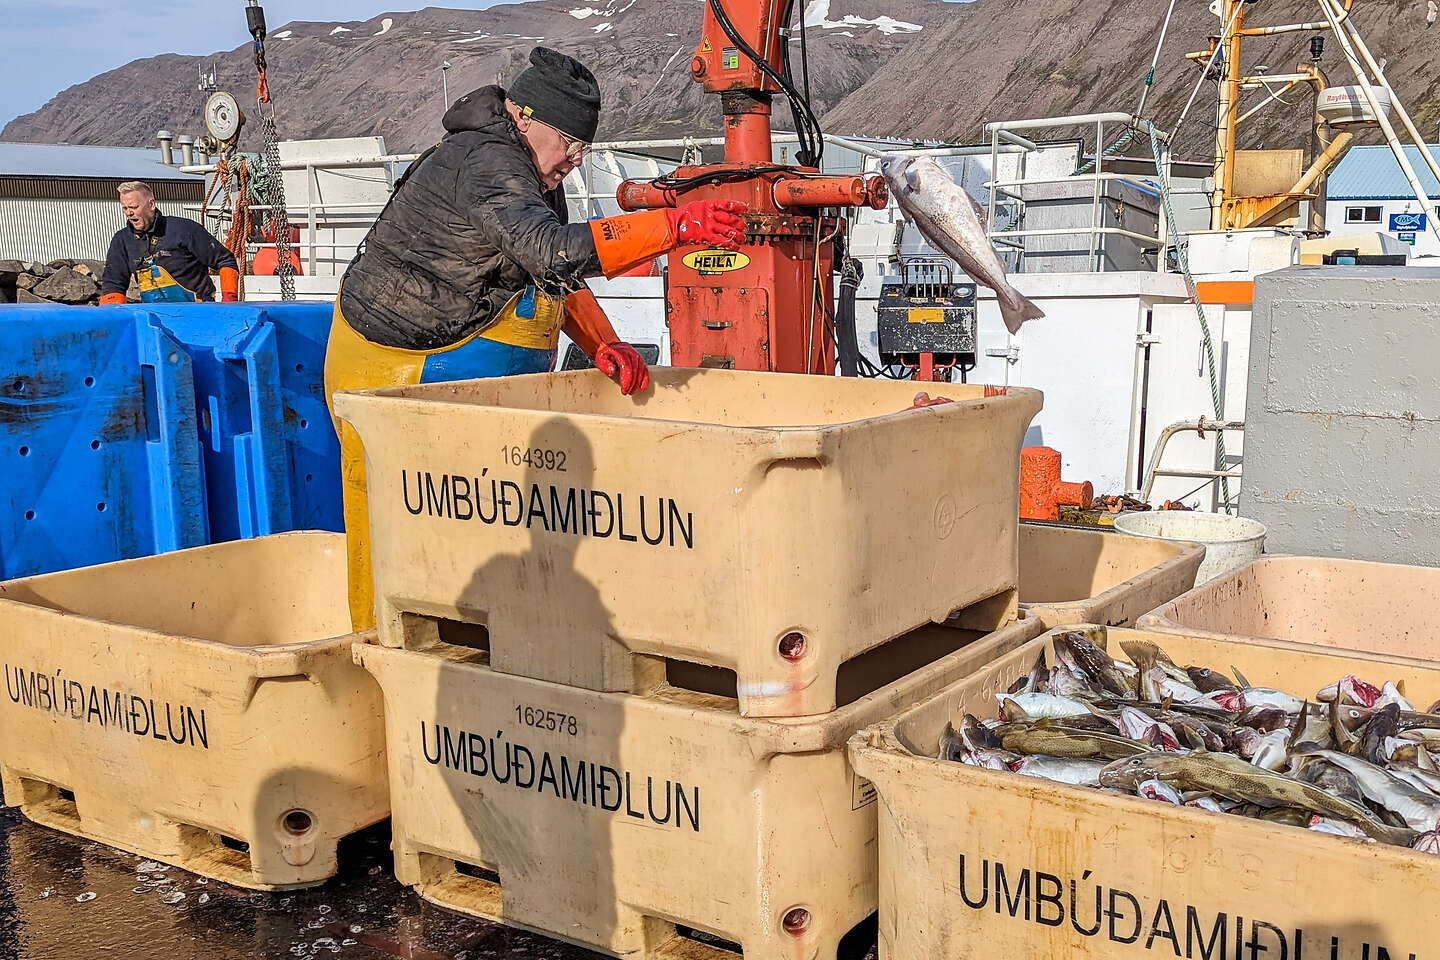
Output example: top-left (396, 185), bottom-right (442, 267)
top-left (0, 1), bottom-right (503, 129)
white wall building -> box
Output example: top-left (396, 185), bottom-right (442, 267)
top-left (1324, 142), bottom-right (1440, 257)
top-left (0, 142), bottom-right (205, 263)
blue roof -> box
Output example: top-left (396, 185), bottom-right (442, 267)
top-left (0, 142), bottom-right (203, 181)
top-left (1328, 143), bottom-right (1440, 200)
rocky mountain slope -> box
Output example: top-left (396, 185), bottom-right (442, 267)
top-left (5, 0), bottom-right (1436, 160)
top-left (820, 0), bottom-right (1440, 157)
top-left (1, 0), bottom-right (958, 153)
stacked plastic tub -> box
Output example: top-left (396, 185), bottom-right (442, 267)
top-left (335, 369), bottom-right (1053, 958)
top-left (0, 532), bottom-right (386, 889)
top-left (848, 621), bottom-right (1440, 958)
top-left (1017, 523), bottom-right (1203, 629)
top-left (849, 551), bottom-right (1440, 957)
top-left (1139, 554), bottom-right (1440, 660)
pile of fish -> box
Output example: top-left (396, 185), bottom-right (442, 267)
top-left (942, 631), bottom-right (1440, 853)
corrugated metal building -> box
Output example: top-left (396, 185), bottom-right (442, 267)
top-left (0, 143), bottom-right (206, 263)
top-left (1326, 142), bottom-right (1440, 200)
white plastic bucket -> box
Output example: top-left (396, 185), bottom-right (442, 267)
top-left (1112, 511), bottom-right (1267, 585)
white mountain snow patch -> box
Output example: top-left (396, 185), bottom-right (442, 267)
top-left (373, 17), bottom-right (393, 37)
top-left (329, 26), bottom-right (351, 35)
top-left (271, 29), bottom-right (293, 39)
top-left (802, 0), bottom-right (921, 34)
top-left (593, 22), bottom-right (613, 32)
top-left (569, 7), bottom-right (599, 17)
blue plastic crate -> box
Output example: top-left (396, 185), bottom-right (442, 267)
top-left (144, 301), bottom-right (341, 541)
top-left (0, 305), bottom-right (208, 578)
top-left (0, 300), bottom-right (342, 578)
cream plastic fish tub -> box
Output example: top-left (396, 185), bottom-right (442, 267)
top-left (0, 532), bottom-right (387, 890)
top-left (356, 614), bottom-right (1044, 960)
top-left (848, 624), bottom-right (1440, 960)
top-left (1018, 524), bottom-right (1204, 629)
top-left (336, 369), bottom-right (1042, 718)
top-left (1139, 555), bottom-right (1440, 662)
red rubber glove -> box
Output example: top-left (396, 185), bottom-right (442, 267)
top-left (665, 199), bottom-right (748, 250)
top-left (594, 342), bottom-right (650, 396)
top-left (221, 292), bottom-right (239, 302)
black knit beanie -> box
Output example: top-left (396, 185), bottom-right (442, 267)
top-left (508, 47), bottom-right (601, 143)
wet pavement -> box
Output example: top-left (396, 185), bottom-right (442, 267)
top-left (0, 807), bottom-right (606, 960)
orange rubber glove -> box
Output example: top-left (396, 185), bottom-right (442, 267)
top-left (564, 289), bottom-right (650, 395)
top-left (99, 293), bottom-right (127, 305)
top-left (219, 267), bottom-right (240, 302)
top-left (589, 199), bottom-right (748, 278)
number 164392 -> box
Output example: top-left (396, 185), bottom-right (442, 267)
top-left (501, 445), bottom-right (567, 471)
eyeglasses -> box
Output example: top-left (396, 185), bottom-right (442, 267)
top-left (534, 117), bottom-right (590, 162)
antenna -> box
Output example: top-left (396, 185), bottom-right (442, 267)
top-left (198, 62), bottom-right (218, 94)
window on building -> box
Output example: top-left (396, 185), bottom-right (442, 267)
top-left (1345, 205), bottom-right (1383, 223)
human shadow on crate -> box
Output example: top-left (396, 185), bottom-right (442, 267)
top-left (408, 420), bottom-right (642, 957)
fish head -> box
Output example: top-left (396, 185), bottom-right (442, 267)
top-left (878, 153), bottom-right (947, 197)
top-left (1186, 665), bottom-right (1238, 693)
top-left (1228, 725), bottom-right (1263, 758)
top-left (960, 713), bottom-right (1002, 751)
top-left (878, 154), bottom-right (914, 193)
top-left (1098, 751), bottom-right (1180, 791)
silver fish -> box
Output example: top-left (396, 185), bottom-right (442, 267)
top-left (1010, 755), bottom-right (1107, 787)
top-left (1294, 746), bottom-right (1440, 832)
top-left (1138, 779), bottom-right (1183, 804)
top-left (1249, 729), bottom-right (1292, 772)
top-left (997, 692), bottom-right (1096, 721)
top-left (1307, 816), bottom-right (1373, 840)
top-left (878, 154), bottom-right (1046, 334)
top-left (964, 748), bottom-right (1018, 771)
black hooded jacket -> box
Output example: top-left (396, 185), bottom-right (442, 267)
top-left (339, 86), bottom-right (602, 350)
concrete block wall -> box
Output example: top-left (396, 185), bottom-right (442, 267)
top-left (1243, 265), bottom-right (1440, 565)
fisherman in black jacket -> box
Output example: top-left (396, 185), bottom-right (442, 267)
top-left (99, 180), bottom-right (239, 304)
top-left (326, 46), bottom-right (748, 629)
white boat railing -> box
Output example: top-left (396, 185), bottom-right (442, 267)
top-left (182, 122), bottom-right (1175, 277)
top-left (983, 113), bottom-right (1175, 273)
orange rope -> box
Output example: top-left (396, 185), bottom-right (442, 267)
top-left (202, 157), bottom-right (256, 300)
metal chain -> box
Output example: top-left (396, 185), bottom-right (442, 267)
top-left (260, 113), bottom-right (295, 299)
top-left (252, 25), bottom-right (295, 300)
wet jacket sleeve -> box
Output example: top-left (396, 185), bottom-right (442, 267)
top-left (464, 167), bottom-right (601, 293)
top-left (100, 231), bottom-right (130, 296)
top-left (184, 221), bottom-right (239, 273)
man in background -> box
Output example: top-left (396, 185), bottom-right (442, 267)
top-left (100, 180), bottom-right (239, 304)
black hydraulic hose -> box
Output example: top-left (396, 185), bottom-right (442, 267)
top-left (707, 0), bottom-right (822, 166)
top-left (835, 257), bottom-right (863, 377)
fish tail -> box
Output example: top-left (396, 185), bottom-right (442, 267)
top-left (998, 285), bottom-right (1045, 335)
